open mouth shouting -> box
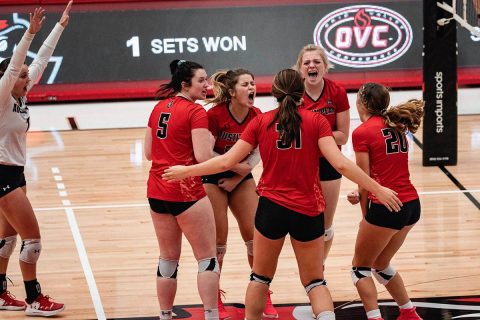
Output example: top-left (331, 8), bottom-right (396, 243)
top-left (248, 92), bottom-right (255, 103)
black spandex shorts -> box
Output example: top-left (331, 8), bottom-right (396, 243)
top-left (319, 157), bottom-right (342, 181)
top-left (255, 197), bottom-right (325, 242)
top-left (201, 170), bottom-right (253, 186)
top-left (366, 199), bottom-right (421, 230)
top-left (148, 198), bottom-right (198, 216)
top-left (0, 165), bottom-right (26, 198)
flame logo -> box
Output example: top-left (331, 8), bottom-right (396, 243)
top-left (354, 9), bottom-right (371, 28)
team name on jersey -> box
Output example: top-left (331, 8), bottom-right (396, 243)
top-left (310, 106), bottom-right (335, 115)
top-left (219, 131), bottom-right (241, 142)
top-left (12, 103), bottom-right (30, 120)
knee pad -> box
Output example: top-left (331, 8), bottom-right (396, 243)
top-left (245, 240), bottom-right (253, 256)
top-left (304, 278), bottom-right (327, 294)
top-left (324, 226), bottom-right (334, 242)
top-left (216, 245), bottom-right (226, 264)
top-left (373, 265), bottom-right (397, 285)
top-left (157, 258), bottom-right (179, 279)
top-left (249, 272), bottom-right (272, 286)
top-left (351, 266), bottom-right (372, 286)
top-left (315, 310), bottom-right (336, 320)
top-left (198, 257), bottom-right (219, 274)
top-left (0, 235), bottom-right (17, 259)
top-left (19, 239), bottom-right (41, 264)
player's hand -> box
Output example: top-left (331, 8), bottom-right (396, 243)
top-left (59, 0), bottom-right (73, 27)
top-left (162, 165), bottom-right (190, 182)
top-left (230, 161), bottom-right (251, 176)
top-left (29, 7), bottom-right (46, 34)
top-left (218, 176), bottom-right (241, 192)
top-left (347, 190), bottom-right (360, 205)
top-left (375, 186), bottom-right (402, 212)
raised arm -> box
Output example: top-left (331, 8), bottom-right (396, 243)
top-left (318, 135), bottom-right (402, 212)
top-left (27, 0), bottom-right (72, 92)
top-left (163, 140), bottom-right (254, 181)
top-left (0, 8), bottom-right (44, 107)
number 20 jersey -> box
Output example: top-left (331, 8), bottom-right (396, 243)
top-left (147, 96), bottom-right (208, 201)
top-left (352, 116), bottom-right (418, 203)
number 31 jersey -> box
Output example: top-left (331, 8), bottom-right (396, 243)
top-left (147, 96), bottom-right (208, 201)
top-left (352, 115), bottom-right (418, 203)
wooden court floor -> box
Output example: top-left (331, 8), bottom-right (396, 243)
top-left (1, 115), bottom-right (479, 320)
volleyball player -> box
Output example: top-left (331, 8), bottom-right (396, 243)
top-left (348, 83), bottom-right (424, 320)
top-left (295, 44), bottom-right (350, 260)
top-left (145, 59), bottom-right (219, 320)
top-left (0, 2), bottom-right (72, 316)
top-left (204, 69), bottom-right (277, 318)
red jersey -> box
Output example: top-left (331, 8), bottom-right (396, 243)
top-left (300, 78), bottom-right (350, 131)
top-left (147, 96), bottom-right (208, 201)
top-left (207, 103), bottom-right (262, 154)
top-left (352, 116), bottom-right (418, 203)
top-left (241, 109), bottom-right (333, 216)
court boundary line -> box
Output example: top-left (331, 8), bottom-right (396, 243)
top-left (51, 167), bottom-right (106, 320)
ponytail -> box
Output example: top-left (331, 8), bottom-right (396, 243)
top-left (206, 68), bottom-right (254, 105)
top-left (268, 69), bottom-right (304, 146)
top-left (384, 99), bottom-right (424, 133)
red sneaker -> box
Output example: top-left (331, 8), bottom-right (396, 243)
top-left (218, 289), bottom-right (230, 320)
top-left (397, 307), bottom-right (422, 320)
top-left (263, 290), bottom-right (278, 318)
top-left (0, 291), bottom-right (26, 311)
top-left (25, 294), bottom-right (65, 317)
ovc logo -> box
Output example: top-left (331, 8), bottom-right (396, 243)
top-left (0, 13), bottom-right (63, 84)
top-left (313, 5), bottom-right (413, 68)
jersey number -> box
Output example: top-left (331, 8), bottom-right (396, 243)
top-left (156, 113), bottom-right (171, 139)
top-left (381, 128), bottom-right (408, 154)
top-left (276, 123), bottom-right (301, 150)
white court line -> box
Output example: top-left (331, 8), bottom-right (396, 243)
top-left (51, 167), bottom-right (106, 320)
top-left (65, 208), bottom-right (106, 320)
top-left (32, 189), bottom-right (480, 212)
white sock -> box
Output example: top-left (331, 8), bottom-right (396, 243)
top-left (366, 309), bottom-right (382, 319)
top-left (159, 309), bottom-right (172, 320)
top-left (204, 308), bottom-right (219, 319)
top-left (316, 310), bottom-right (336, 319)
top-left (399, 301), bottom-right (414, 309)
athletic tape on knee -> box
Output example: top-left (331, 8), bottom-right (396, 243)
top-left (157, 258), bottom-right (179, 279)
top-left (198, 257), bottom-right (219, 274)
top-left (304, 278), bottom-right (327, 294)
top-left (324, 226), bottom-right (334, 242)
top-left (0, 235), bottom-right (17, 259)
top-left (245, 240), bottom-right (253, 256)
top-left (373, 265), bottom-right (397, 285)
top-left (351, 266), bottom-right (372, 286)
top-left (19, 239), bottom-right (41, 264)
top-left (216, 245), bottom-right (226, 264)
top-left (249, 272), bottom-right (272, 286)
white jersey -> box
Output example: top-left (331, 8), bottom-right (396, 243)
top-left (0, 23), bottom-right (64, 166)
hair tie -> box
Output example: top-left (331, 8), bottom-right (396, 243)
top-left (177, 60), bottom-right (186, 66)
